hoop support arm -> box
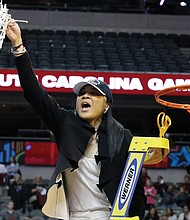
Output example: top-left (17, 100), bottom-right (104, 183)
top-left (129, 136), bottom-right (170, 165)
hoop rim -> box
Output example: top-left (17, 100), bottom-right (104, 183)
top-left (154, 84), bottom-right (190, 113)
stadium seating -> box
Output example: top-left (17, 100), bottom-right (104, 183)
top-left (1, 30), bottom-right (190, 73)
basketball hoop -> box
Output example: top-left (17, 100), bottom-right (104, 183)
top-left (154, 84), bottom-right (190, 113)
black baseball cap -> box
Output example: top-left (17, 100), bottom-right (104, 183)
top-left (73, 79), bottom-right (113, 104)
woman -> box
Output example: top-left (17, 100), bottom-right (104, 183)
top-left (6, 19), bottom-right (146, 220)
top-left (178, 205), bottom-right (190, 220)
top-left (165, 207), bottom-right (177, 220)
top-left (144, 178), bottom-right (157, 210)
top-left (6, 156), bottom-right (21, 186)
top-left (29, 175), bottom-right (47, 210)
top-left (144, 207), bottom-right (160, 220)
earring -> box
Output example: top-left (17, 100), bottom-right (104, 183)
top-left (104, 107), bottom-right (109, 113)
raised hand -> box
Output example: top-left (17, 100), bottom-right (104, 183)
top-left (6, 18), bottom-right (23, 47)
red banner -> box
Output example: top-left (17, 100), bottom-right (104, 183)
top-left (0, 69), bottom-right (190, 95)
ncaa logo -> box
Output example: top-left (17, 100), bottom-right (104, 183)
top-left (89, 79), bottom-right (100, 85)
top-left (118, 158), bottom-right (137, 210)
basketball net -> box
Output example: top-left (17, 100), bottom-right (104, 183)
top-left (0, 0), bottom-right (9, 49)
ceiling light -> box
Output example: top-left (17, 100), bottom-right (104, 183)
top-left (180, 1), bottom-right (187, 6)
top-left (160, 0), bottom-right (166, 6)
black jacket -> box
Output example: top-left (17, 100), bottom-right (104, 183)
top-left (15, 52), bottom-right (146, 219)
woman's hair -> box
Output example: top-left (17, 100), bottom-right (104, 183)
top-left (166, 207), bottom-right (174, 216)
top-left (10, 156), bottom-right (16, 163)
top-left (148, 206), bottom-right (158, 216)
top-left (105, 108), bottom-right (125, 162)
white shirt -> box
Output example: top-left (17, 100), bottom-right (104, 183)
top-left (178, 212), bottom-right (190, 220)
top-left (0, 164), bottom-right (7, 173)
top-left (168, 214), bottom-right (178, 220)
top-left (64, 132), bottom-right (110, 212)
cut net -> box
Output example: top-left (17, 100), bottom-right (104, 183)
top-left (0, 0), bottom-right (9, 49)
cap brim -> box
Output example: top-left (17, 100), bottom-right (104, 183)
top-left (73, 81), bottom-right (106, 96)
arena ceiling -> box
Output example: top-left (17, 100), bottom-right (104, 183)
top-left (4, 0), bottom-right (190, 15)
